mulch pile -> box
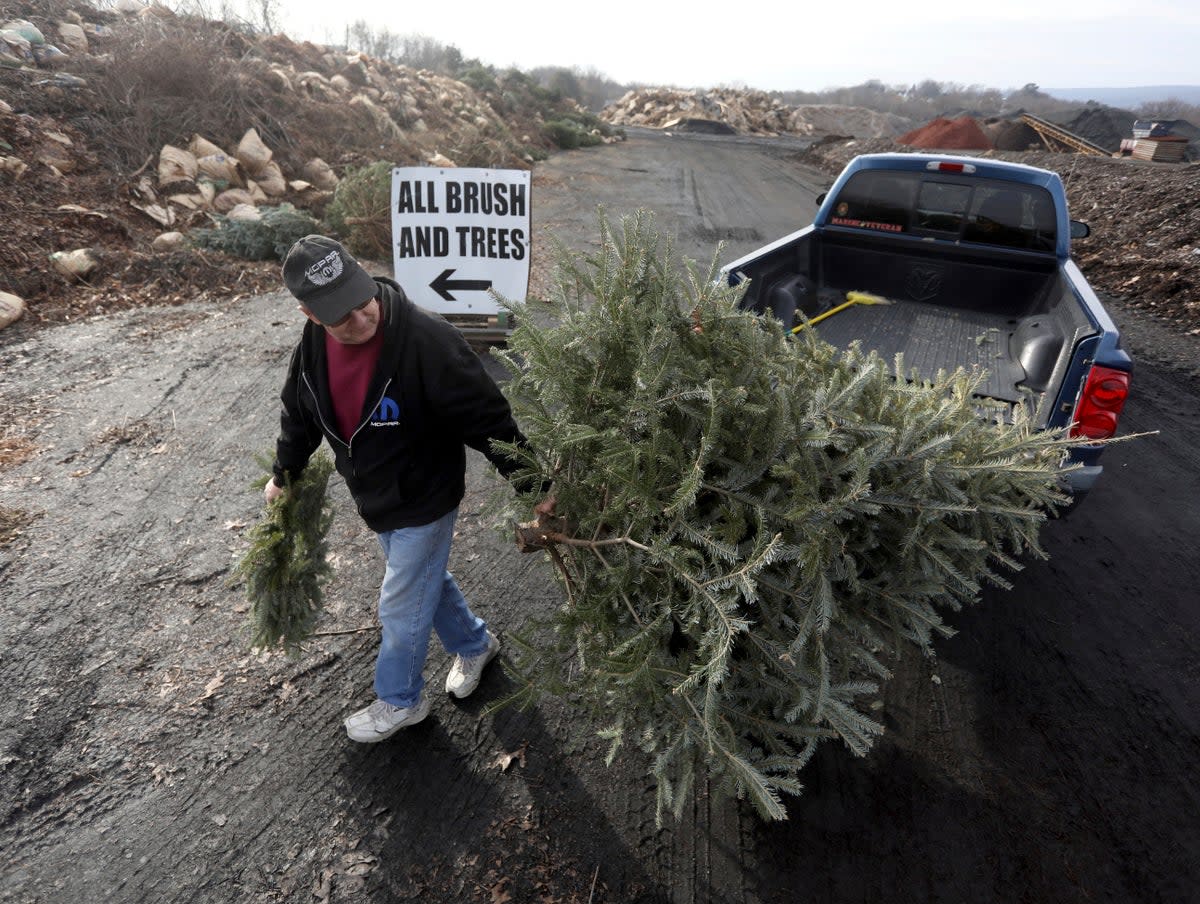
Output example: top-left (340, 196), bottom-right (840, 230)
top-left (803, 138), bottom-right (1200, 334)
top-left (899, 116), bottom-right (993, 150)
top-left (789, 104), bottom-right (913, 139)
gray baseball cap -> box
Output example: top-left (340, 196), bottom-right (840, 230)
top-left (282, 235), bottom-right (378, 325)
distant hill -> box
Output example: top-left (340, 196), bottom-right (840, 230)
top-left (1047, 85), bottom-right (1200, 108)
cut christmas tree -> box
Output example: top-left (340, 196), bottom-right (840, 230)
top-left (493, 210), bottom-right (1079, 822)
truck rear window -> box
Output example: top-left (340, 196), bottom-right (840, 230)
top-left (829, 170), bottom-right (1058, 251)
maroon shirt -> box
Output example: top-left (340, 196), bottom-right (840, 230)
top-left (324, 324), bottom-right (384, 442)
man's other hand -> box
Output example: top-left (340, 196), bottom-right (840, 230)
top-left (264, 478), bottom-right (285, 505)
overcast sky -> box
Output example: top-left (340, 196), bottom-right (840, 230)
top-left (270, 0), bottom-right (1199, 93)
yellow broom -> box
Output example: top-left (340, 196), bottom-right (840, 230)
top-left (791, 290), bottom-right (892, 334)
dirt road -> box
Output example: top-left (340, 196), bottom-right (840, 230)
top-left (2, 128), bottom-right (1198, 903)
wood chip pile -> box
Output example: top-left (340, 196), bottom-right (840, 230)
top-left (788, 104), bottom-right (913, 138)
top-left (602, 87), bottom-right (795, 135)
top-left (602, 89), bottom-right (913, 139)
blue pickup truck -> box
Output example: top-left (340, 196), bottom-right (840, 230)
top-left (721, 152), bottom-right (1132, 503)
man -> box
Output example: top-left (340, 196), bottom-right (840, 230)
top-left (267, 234), bottom-right (538, 743)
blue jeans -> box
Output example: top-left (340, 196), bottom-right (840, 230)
top-left (374, 508), bottom-right (489, 708)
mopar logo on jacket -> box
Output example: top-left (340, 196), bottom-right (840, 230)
top-left (371, 396), bottom-right (401, 427)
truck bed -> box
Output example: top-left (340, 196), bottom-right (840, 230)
top-left (735, 230), bottom-right (1099, 425)
top-left (809, 299), bottom-right (1026, 403)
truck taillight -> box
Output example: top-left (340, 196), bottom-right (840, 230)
top-left (925, 161), bottom-right (976, 174)
top-left (1070, 365), bottom-right (1130, 440)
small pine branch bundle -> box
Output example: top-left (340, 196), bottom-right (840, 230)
top-left (494, 209), bottom-right (1077, 822)
top-left (191, 203), bottom-right (322, 261)
top-left (234, 453), bottom-right (335, 653)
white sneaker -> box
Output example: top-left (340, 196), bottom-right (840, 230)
top-left (344, 694), bottom-right (430, 743)
top-left (445, 631), bottom-right (500, 698)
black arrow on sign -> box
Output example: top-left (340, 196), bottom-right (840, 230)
top-left (430, 268), bottom-right (492, 301)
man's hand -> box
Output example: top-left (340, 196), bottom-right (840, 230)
top-left (515, 495), bottom-right (562, 553)
top-left (263, 478), bottom-right (285, 505)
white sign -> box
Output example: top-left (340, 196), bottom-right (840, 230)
top-left (390, 166), bottom-right (531, 317)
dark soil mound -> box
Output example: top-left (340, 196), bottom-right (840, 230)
top-left (663, 117), bottom-right (737, 135)
top-left (985, 117), bottom-right (1042, 151)
top-left (1051, 105), bottom-right (1139, 152)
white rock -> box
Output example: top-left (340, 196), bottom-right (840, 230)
top-left (1, 155), bottom-right (27, 178)
top-left (158, 144), bottom-right (197, 186)
top-left (0, 291), bottom-right (25, 329)
top-left (226, 203), bottom-right (261, 222)
top-left (235, 127), bottom-right (272, 172)
top-left (57, 22), bottom-right (87, 54)
top-left (49, 248), bottom-right (98, 281)
top-left (152, 231), bottom-right (185, 251)
top-left (213, 188), bottom-right (253, 213)
top-left (301, 157), bottom-right (338, 191)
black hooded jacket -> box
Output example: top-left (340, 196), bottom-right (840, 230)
top-left (272, 277), bottom-right (529, 531)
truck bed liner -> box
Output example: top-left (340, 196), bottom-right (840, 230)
top-left (809, 300), bottom-right (1027, 403)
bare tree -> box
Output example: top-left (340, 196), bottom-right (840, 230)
top-left (346, 20), bottom-right (401, 62)
top-left (254, 0), bottom-right (277, 34)
top-left (1137, 98), bottom-right (1200, 123)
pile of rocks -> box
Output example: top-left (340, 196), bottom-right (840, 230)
top-left (134, 128), bottom-right (339, 251)
top-left (3, 4), bottom-right (535, 171)
top-left (2, 12), bottom-right (112, 70)
top-left (244, 44), bottom-right (518, 158)
top-left (0, 2), bottom-right (573, 328)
